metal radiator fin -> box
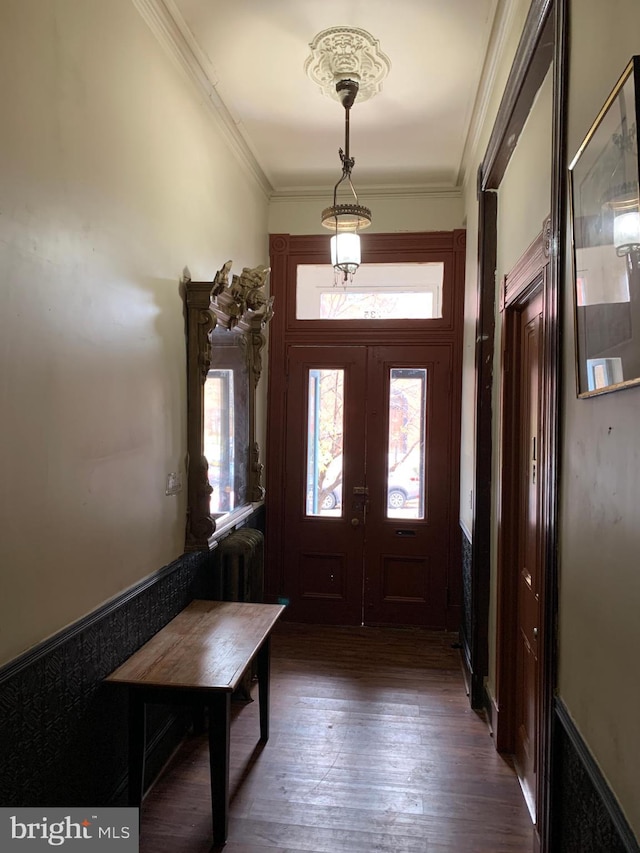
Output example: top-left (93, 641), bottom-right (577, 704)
top-left (213, 528), bottom-right (264, 603)
top-left (212, 528), bottom-right (265, 700)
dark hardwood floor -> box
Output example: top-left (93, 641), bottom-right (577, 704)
top-left (139, 623), bottom-right (533, 853)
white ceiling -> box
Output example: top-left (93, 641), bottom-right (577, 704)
top-left (162, 0), bottom-right (502, 194)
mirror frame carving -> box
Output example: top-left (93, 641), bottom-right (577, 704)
top-left (184, 262), bottom-right (273, 551)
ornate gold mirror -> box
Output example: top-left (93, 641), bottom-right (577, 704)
top-left (184, 262), bottom-right (273, 550)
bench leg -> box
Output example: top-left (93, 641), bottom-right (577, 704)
top-left (192, 706), bottom-right (206, 735)
top-left (257, 636), bottom-right (271, 743)
top-left (208, 692), bottom-right (231, 844)
top-left (128, 691), bottom-right (146, 807)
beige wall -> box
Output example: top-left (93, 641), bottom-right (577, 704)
top-left (484, 69), bottom-right (552, 689)
top-left (559, 0), bottom-right (640, 834)
top-left (0, 0), bottom-right (269, 665)
top-left (268, 191), bottom-right (464, 235)
top-left (496, 72), bottom-right (552, 279)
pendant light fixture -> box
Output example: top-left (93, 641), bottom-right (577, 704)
top-left (305, 27), bottom-right (390, 284)
top-left (321, 78), bottom-right (371, 283)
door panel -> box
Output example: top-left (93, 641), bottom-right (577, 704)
top-left (364, 346), bottom-right (452, 626)
top-left (282, 343), bottom-right (452, 627)
top-left (283, 347), bottom-right (367, 624)
top-left (514, 292), bottom-right (543, 817)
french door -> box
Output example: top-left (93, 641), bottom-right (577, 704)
top-left (282, 343), bottom-right (453, 627)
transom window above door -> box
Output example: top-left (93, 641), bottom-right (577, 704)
top-left (296, 262), bottom-right (444, 320)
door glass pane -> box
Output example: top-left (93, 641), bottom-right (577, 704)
top-left (296, 263), bottom-right (444, 319)
top-left (387, 368), bottom-right (426, 519)
top-left (305, 368), bottom-right (344, 517)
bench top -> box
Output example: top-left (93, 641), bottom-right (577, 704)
top-left (105, 600), bottom-right (285, 692)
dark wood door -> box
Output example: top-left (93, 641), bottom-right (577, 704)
top-left (514, 291), bottom-right (543, 818)
top-left (282, 343), bottom-right (453, 627)
top-left (282, 345), bottom-right (367, 625)
top-left (363, 345), bottom-right (452, 625)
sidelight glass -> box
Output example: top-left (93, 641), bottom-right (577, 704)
top-left (305, 368), bottom-right (344, 517)
top-left (386, 368), bottom-right (426, 519)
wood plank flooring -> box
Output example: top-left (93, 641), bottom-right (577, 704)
top-left (139, 623), bottom-right (533, 853)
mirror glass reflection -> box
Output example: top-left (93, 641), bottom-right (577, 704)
top-left (204, 326), bottom-right (249, 516)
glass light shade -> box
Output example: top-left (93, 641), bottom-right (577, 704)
top-left (331, 232), bottom-right (361, 274)
top-left (613, 210), bottom-right (640, 253)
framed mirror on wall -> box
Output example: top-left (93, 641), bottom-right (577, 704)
top-left (184, 262), bottom-right (273, 551)
top-left (569, 55), bottom-right (640, 397)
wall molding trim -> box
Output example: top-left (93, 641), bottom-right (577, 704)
top-left (554, 700), bottom-right (640, 853)
top-left (459, 517), bottom-right (472, 542)
top-left (0, 554), bottom-right (196, 684)
top-left (458, 0), bottom-right (524, 186)
top-left (0, 504), bottom-right (264, 807)
top-left (459, 524), bottom-right (473, 698)
top-left (131, 0), bottom-right (272, 199)
top-left (0, 549), bottom-right (215, 806)
top-left (270, 185), bottom-right (464, 202)
top-left (481, 0), bottom-right (554, 190)
top-left (500, 222), bottom-right (548, 310)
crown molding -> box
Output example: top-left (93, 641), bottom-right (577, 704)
top-left (457, 0), bottom-right (520, 188)
top-left (132, 0), bottom-right (273, 199)
top-left (270, 185), bottom-right (463, 202)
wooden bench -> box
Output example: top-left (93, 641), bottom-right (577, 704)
top-left (106, 599), bottom-right (285, 844)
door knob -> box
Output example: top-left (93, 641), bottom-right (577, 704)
top-left (351, 517), bottom-right (360, 527)
top-left (533, 627), bottom-right (538, 638)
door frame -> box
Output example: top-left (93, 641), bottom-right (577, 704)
top-left (266, 231), bottom-right (466, 630)
top-left (495, 227), bottom-right (548, 811)
top-left (470, 0), bottom-right (567, 849)
top-left (468, 0), bottom-right (559, 710)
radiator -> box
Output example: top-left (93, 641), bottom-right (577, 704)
top-left (213, 528), bottom-right (264, 604)
top-left (213, 528), bottom-right (264, 700)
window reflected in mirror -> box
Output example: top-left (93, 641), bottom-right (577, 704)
top-left (184, 262), bottom-right (273, 551)
top-left (204, 327), bottom-right (249, 517)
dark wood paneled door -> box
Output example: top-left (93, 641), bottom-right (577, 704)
top-left (282, 343), bottom-right (453, 627)
top-left (514, 291), bottom-right (543, 819)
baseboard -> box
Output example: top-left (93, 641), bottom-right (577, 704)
top-left (446, 602), bottom-right (462, 632)
top-left (484, 685), bottom-right (497, 738)
top-left (552, 698), bottom-right (639, 853)
top-left (459, 632), bottom-right (472, 697)
top-left (459, 522), bottom-right (472, 694)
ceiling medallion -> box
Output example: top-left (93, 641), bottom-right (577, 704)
top-left (304, 27), bottom-right (391, 103)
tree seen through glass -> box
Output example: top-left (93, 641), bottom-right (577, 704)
top-left (305, 365), bottom-right (426, 519)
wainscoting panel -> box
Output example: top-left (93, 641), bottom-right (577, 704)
top-left (552, 699), bottom-right (639, 853)
top-left (0, 549), bottom-right (217, 807)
